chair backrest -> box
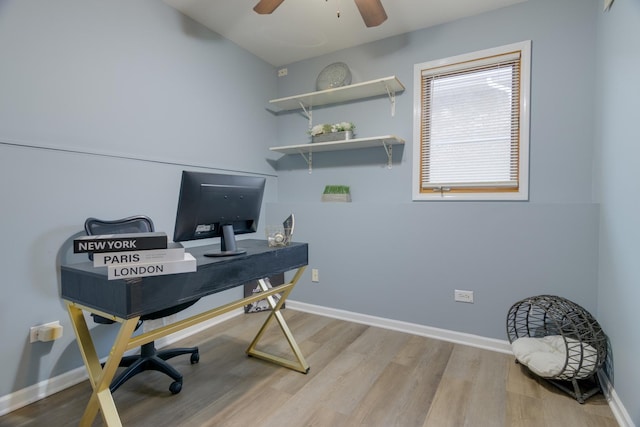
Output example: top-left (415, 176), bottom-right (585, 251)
top-left (85, 215), bottom-right (154, 236)
top-left (84, 215), bottom-right (157, 324)
top-left (85, 215), bottom-right (198, 321)
top-left (84, 215), bottom-right (154, 262)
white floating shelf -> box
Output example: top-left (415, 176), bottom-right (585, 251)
top-left (270, 135), bottom-right (404, 172)
top-left (269, 76), bottom-right (405, 112)
top-left (269, 135), bottom-right (404, 155)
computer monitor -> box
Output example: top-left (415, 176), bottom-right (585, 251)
top-left (173, 171), bottom-right (266, 257)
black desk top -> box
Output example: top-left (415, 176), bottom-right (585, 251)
top-left (61, 239), bottom-right (308, 318)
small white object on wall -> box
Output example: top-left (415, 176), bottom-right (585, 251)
top-left (604, 0), bottom-right (614, 11)
top-left (29, 321), bottom-right (63, 343)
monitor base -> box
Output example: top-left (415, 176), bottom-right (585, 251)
top-left (203, 249), bottom-right (246, 258)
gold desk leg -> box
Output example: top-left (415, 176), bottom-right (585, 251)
top-left (66, 302), bottom-right (140, 427)
top-left (246, 266), bottom-right (310, 373)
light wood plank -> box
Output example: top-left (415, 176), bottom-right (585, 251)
top-left (506, 391), bottom-right (547, 427)
top-left (423, 377), bottom-right (473, 427)
top-left (463, 349), bottom-right (510, 426)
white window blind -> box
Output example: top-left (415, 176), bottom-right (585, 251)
top-left (413, 41), bottom-right (530, 201)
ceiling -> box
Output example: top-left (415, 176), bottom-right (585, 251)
top-left (164, 0), bottom-right (527, 67)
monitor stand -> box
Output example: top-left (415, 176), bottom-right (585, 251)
top-left (204, 224), bottom-right (246, 257)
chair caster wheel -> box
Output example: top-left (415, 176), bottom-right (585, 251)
top-left (169, 381), bottom-right (182, 395)
top-left (190, 352), bottom-right (200, 364)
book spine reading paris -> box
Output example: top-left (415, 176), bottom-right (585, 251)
top-left (73, 232), bottom-right (196, 280)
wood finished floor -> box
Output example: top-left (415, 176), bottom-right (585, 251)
top-left (0, 310), bottom-right (618, 427)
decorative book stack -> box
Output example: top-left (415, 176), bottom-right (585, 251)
top-left (73, 232), bottom-right (196, 280)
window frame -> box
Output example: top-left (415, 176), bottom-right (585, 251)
top-left (412, 41), bottom-right (531, 201)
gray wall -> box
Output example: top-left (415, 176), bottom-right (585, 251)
top-left (0, 0), bottom-right (277, 398)
top-left (596, 0), bottom-right (640, 423)
top-left (270, 0), bottom-right (600, 339)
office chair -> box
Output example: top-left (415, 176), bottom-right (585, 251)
top-left (84, 215), bottom-right (199, 395)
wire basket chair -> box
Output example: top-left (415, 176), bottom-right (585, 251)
top-left (506, 295), bottom-right (608, 403)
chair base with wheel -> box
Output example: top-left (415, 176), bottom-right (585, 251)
top-left (112, 341), bottom-right (199, 394)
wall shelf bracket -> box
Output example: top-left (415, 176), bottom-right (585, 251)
top-left (299, 102), bottom-right (312, 128)
top-left (385, 84), bottom-right (397, 117)
top-left (382, 140), bottom-right (393, 169)
top-left (297, 150), bottom-right (313, 173)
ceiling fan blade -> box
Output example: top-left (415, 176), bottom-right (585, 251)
top-left (253, 0), bottom-right (285, 14)
top-left (354, 0), bottom-right (387, 27)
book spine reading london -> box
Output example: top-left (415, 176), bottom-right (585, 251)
top-left (107, 253), bottom-right (196, 280)
top-left (92, 242), bottom-right (185, 267)
top-left (73, 231), bottom-right (168, 254)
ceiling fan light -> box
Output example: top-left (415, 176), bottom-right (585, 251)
top-left (354, 0), bottom-right (387, 27)
top-left (253, 0), bottom-right (285, 14)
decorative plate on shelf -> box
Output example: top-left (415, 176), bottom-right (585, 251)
top-left (315, 62), bottom-right (352, 91)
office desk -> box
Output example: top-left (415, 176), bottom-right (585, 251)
top-left (61, 239), bottom-right (309, 427)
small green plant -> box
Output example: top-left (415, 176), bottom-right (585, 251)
top-left (309, 122), bottom-right (355, 136)
top-left (323, 185), bottom-right (351, 194)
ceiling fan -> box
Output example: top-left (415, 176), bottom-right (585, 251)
top-left (253, 0), bottom-right (388, 28)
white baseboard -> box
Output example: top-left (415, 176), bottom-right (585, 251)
top-left (0, 365), bottom-right (89, 418)
top-left (0, 308), bottom-right (243, 417)
top-left (286, 300), bottom-right (513, 354)
top-left (598, 371), bottom-right (636, 427)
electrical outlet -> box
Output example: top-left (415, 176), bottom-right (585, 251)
top-left (454, 290), bottom-right (474, 303)
top-left (278, 68), bottom-right (288, 77)
top-left (311, 269), bottom-right (319, 282)
top-left (30, 321), bottom-right (63, 343)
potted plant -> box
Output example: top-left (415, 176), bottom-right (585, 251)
top-left (321, 185), bottom-right (352, 202)
top-left (309, 122), bottom-right (356, 143)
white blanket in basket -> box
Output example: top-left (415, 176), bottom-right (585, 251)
top-left (511, 335), bottom-right (598, 379)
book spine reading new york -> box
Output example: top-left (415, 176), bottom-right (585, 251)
top-left (107, 253), bottom-right (196, 280)
top-left (73, 231), bottom-right (168, 254)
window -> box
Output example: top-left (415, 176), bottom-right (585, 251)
top-left (413, 41), bottom-right (531, 201)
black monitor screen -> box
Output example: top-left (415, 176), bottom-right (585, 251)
top-left (173, 171), bottom-right (266, 257)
